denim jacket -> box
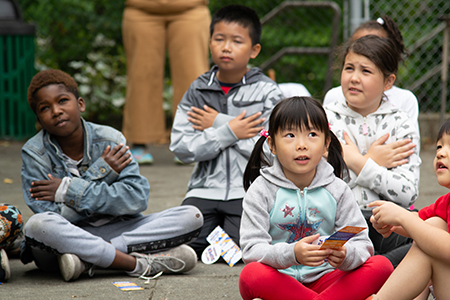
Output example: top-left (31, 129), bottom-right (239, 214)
top-left (21, 119), bottom-right (150, 224)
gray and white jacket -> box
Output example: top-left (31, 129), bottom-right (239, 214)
top-left (324, 98), bottom-right (421, 209)
top-left (240, 158), bottom-right (373, 283)
top-left (170, 66), bottom-right (283, 201)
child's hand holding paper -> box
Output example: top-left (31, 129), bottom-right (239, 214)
top-left (313, 226), bottom-right (366, 250)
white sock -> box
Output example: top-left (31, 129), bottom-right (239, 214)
top-left (126, 257), bottom-right (146, 276)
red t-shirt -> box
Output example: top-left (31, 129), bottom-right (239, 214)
top-left (418, 192), bottom-right (450, 232)
top-left (219, 81), bottom-right (237, 95)
top-left (221, 86), bottom-right (232, 94)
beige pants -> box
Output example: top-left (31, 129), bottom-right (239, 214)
top-left (122, 3), bottom-right (210, 144)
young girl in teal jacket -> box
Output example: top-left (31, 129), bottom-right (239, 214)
top-left (239, 97), bottom-right (393, 300)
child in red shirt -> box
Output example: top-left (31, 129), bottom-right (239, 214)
top-left (367, 118), bottom-right (450, 300)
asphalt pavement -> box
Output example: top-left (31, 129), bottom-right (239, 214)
top-left (0, 140), bottom-right (443, 299)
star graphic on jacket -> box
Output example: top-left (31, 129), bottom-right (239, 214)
top-left (281, 203), bottom-right (295, 218)
top-left (277, 214), bottom-right (323, 243)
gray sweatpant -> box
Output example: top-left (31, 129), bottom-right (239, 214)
top-left (23, 205), bottom-right (203, 271)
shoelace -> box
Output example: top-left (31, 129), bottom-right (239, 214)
top-left (139, 271), bottom-right (163, 284)
top-left (139, 255), bottom-right (186, 283)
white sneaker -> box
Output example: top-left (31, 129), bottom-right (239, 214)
top-left (127, 244), bottom-right (197, 278)
top-left (0, 249), bottom-right (11, 281)
top-left (58, 253), bottom-right (92, 282)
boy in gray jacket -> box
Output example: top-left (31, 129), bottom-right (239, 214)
top-left (170, 5), bottom-right (283, 257)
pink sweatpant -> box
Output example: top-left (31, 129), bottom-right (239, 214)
top-left (239, 255), bottom-right (393, 300)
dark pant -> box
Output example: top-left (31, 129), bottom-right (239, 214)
top-left (182, 197), bottom-right (243, 258)
top-left (364, 210), bottom-right (413, 268)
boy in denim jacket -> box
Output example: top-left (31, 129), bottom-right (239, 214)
top-left (20, 69), bottom-right (203, 281)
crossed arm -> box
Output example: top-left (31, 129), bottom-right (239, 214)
top-left (29, 144), bottom-right (131, 202)
top-left (187, 104), bottom-right (265, 139)
top-left (342, 132), bottom-right (415, 175)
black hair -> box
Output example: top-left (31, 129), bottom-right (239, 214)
top-left (210, 5), bottom-right (261, 46)
top-left (342, 35), bottom-right (399, 78)
top-left (243, 97), bottom-right (348, 190)
top-left (353, 15), bottom-right (407, 59)
top-left (437, 118), bottom-right (450, 143)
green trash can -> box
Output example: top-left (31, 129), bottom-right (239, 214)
top-left (0, 0), bottom-right (36, 140)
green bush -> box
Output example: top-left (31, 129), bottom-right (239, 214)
top-left (19, 0), bottom-right (446, 126)
top-left (19, 0), bottom-right (126, 129)
top-left (20, 0), bottom-right (343, 127)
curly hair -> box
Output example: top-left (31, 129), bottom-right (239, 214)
top-left (27, 69), bottom-right (79, 114)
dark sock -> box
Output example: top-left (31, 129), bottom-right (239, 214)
top-left (133, 144), bottom-right (146, 149)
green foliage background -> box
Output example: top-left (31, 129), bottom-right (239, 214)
top-left (17, 0), bottom-right (448, 128)
top-left (19, 0), bottom-right (126, 128)
top-left (19, 0), bottom-right (125, 70)
top-left (19, 0), bottom-right (342, 92)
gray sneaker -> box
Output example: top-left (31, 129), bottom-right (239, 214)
top-left (58, 253), bottom-right (93, 282)
top-left (128, 244), bottom-right (197, 278)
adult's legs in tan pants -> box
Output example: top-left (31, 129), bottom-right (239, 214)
top-left (167, 6), bottom-right (211, 116)
top-left (122, 6), bottom-right (210, 145)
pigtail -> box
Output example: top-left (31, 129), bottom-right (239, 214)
top-left (380, 15), bottom-right (407, 59)
top-left (244, 97), bottom-right (347, 189)
top-left (243, 135), bottom-right (270, 191)
top-left (326, 131), bottom-right (349, 181)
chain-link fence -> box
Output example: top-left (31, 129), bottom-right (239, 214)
top-left (210, 0), bottom-right (347, 99)
top-left (210, 0), bottom-right (450, 113)
top-left (370, 0), bottom-right (450, 113)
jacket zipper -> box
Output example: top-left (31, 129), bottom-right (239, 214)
top-left (297, 188), bottom-right (306, 281)
top-left (224, 92), bottom-right (230, 201)
top-left (363, 116), bottom-right (369, 148)
top-left (224, 148), bottom-right (230, 200)
top-left (359, 116), bottom-right (369, 205)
